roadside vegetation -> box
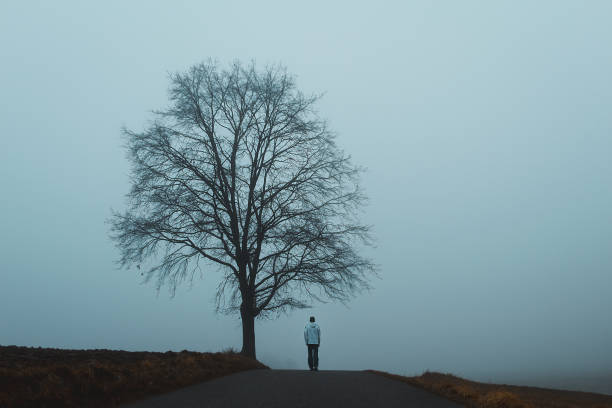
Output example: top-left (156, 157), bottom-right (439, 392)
top-left (368, 370), bottom-right (612, 408)
top-left (0, 345), bottom-right (268, 407)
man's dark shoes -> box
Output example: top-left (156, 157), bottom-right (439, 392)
top-left (314, 367), bottom-right (318, 371)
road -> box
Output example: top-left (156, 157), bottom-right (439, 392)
top-left (123, 369), bottom-right (462, 407)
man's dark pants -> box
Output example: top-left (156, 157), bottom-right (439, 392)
top-left (307, 344), bottom-right (319, 369)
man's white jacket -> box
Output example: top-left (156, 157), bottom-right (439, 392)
top-left (304, 322), bottom-right (321, 345)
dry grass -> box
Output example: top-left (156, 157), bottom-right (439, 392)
top-left (0, 345), bottom-right (268, 407)
top-left (367, 370), bottom-right (612, 408)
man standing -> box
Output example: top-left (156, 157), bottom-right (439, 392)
top-left (304, 316), bottom-right (321, 371)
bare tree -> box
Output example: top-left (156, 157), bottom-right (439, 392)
top-left (109, 60), bottom-right (375, 358)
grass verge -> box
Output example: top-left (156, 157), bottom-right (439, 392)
top-left (367, 370), bottom-right (612, 408)
top-left (0, 345), bottom-right (268, 407)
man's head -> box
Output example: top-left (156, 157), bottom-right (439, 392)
top-left (310, 316), bottom-right (315, 322)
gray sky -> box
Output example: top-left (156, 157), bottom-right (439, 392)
top-left (1, 0), bottom-right (612, 391)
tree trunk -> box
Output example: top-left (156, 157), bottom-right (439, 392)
top-left (240, 303), bottom-right (256, 359)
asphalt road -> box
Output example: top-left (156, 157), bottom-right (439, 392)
top-left (123, 369), bottom-right (463, 407)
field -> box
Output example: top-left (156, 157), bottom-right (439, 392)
top-left (5, 345), bottom-right (612, 408)
top-left (368, 370), bottom-right (612, 408)
top-left (0, 345), bottom-right (268, 407)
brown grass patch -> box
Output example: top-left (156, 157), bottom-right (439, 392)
top-left (367, 370), bottom-right (612, 408)
top-left (0, 345), bottom-right (268, 407)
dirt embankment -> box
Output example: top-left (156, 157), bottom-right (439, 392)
top-left (0, 345), bottom-right (268, 408)
top-left (368, 370), bottom-right (612, 408)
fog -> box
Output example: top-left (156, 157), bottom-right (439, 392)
top-left (1, 0), bottom-right (611, 394)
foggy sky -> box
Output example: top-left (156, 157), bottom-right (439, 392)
top-left (1, 0), bottom-right (611, 393)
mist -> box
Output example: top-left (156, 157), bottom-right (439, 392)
top-left (1, 0), bottom-right (611, 395)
